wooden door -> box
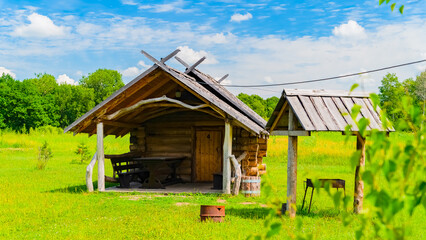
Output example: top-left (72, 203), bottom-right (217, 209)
top-left (195, 130), bottom-right (222, 182)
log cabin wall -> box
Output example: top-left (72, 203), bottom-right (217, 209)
top-left (232, 127), bottom-right (267, 177)
top-left (128, 113), bottom-right (267, 182)
top-left (129, 111), bottom-right (223, 183)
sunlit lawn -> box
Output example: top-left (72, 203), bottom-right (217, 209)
top-left (0, 128), bottom-right (424, 239)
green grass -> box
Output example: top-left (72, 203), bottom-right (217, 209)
top-left (0, 129), bottom-right (424, 239)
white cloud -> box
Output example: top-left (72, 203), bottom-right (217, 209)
top-left (121, 60), bottom-right (152, 78)
top-left (0, 67), bottom-right (16, 78)
top-left (76, 22), bottom-right (103, 36)
top-left (76, 71), bottom-right (83, 77)
top-left (121, 0), bottom-right (138, 5)
top-left (333, 20), bottom-right (366, 38)
top-left (200, 32), bottom-right (235, 45)
top-left (122, 67), bottom-right (141, 77)
top-left (230, 13), bottom-right (253, 22)
top-left (177, 46), bottom-right (218, 65)
top-left (138, 0), bottom-right (190, 13)
top-left (138, 60), bottom-right (151, 68)
top-left (57, 74), bottom-right (77, 85)
top-left (12, 13), bottom-right (70, 38)
top-left (264, 76), bottom-right (273, 83)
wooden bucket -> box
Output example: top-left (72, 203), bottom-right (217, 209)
top-left (200, 205), bottom-right (225, 222)
top-left (241, 176), bottom-right (261, 197)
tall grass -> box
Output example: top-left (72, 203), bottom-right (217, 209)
top-left (0, 130), bottom-right (423, 239)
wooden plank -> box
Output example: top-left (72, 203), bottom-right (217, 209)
top-left (269, 101), bottom-right (288, 132)
top-left (353, 98), bottom-right (381, 130)
top-left (284, 89), bottom-right (370, 98)
top-left (97, 122), bottom-right (105, 191)
top-left (332, 97), bottom-right (359, 131)
top-left (363, 98), bottom-right (386, 131)
top-left (287, 108), bottom-right (297, 218)
top-left (286, 96), bottom-right (315, 130)
top-left (322, 97), bottom-right (348, 131)
top-left (271, 130), bottom-right (310, 136)
top-left (217, 74), bottom-right (229, 83)
top-left (103, 120), bottom-right (139, 129)
top-left (223, 121), bottom-right (232, 194)
top-left (160, 49), bottom-right (180, 63)
top-left (298, 96), bottom-right (327, 131)
top-left (341, 97), bottom-right (371, 130)
top-left (311, 96), bottom-right (340, 131)
top-left (354, 133), bottom-right (366, 214)
top-left (185, 57), bottom-right (206, 74)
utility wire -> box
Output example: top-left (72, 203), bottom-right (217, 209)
top-left (216, 59), bottom-right (426, 88)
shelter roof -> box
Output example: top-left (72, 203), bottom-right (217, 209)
top-left (266, 89), bottom-right (394, 133)
top-left (64, 50), bottom-right (268, 137)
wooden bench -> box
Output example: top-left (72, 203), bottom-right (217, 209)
top-left (105, 153), bottom-right (149, 188)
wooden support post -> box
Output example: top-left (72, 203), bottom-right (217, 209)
top-left (354, 133), bottom-right (366, 214)
top-left (97, 121), bottom-right (105, 192)
top-left (223, 120), bottom-right (232, 194)
top-left (287, 108), bottom-right (298, 218)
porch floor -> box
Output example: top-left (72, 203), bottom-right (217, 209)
top-left (105, 182), bottom-right (223, 194)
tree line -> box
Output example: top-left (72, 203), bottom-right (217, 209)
top-left (0, 69), bottom-right (123, 131)
top-left (0, 69), bottom-right (424, 132)
top-left (379, 70), bottom-right (426, 123)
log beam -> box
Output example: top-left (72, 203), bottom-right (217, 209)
top-left (97, 121), bottom-right (105, 191)
top-left (223, 120), bottom-right (232, 194)
top-left (354, 133), bottom-right (366, 214)
top-left (287, 107), bottom-right (298, 218)
top-left (272, 130), bottom-right (310, 136)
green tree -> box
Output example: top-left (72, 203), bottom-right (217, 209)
top-left (415, 70), bottom-right (426, 116)
top-left (379, 73), bottom-right (404, 122)
top-left (80, 69), bottom-right (124, 105)
top-left (54, 84), bottom-right (95, 128)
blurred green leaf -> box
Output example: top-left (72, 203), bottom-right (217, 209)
top-left (379, 0), bottom-right (385, 5)
top-left (350, 83), bottom-right (359, 92)
top-left (390, 3), bottom-right (396, 11)
top-left (362, 170), bottom-right (374, 185)
top-left (399, 5), bottom-right (404, 14)
top-left (266, 222), bottom-right (282, 238)
top-left (351, 104), bottom-right (361, 120)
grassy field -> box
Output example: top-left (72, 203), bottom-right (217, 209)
top-left (0, 128), bottom-right (424, 239)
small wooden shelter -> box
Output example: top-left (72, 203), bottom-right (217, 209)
top-left (64, 49), bottom-right (268, 194)
top-left (266, 89), bottom-right (393, 217)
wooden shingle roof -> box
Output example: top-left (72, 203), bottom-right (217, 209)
top-left (64, 50), bottom-right (268, 136)
top-left (266, 89), bottom-right (394, 133)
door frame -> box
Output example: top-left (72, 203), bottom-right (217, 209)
top-left (192, 127), bottom-right (224, 182)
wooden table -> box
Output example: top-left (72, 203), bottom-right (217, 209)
top-left (132, 156), bottom-right (185, 189)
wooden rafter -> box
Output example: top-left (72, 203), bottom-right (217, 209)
top-left (185, 57), bottom-right (206, 74)
top-left (102, 120), bottom-right (140, 129)
top-left (270, 101), bottom-right (288, 132)
top-left (217, 74), bottom-right (229, 83)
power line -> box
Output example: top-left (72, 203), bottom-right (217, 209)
top-left (218, 59), bottom-right (426, 88)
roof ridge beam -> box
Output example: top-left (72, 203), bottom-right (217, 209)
top-left (141, 49), bottom-right (180, 68)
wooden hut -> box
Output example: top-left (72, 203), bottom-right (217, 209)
top-left (64, 49), bottom-right (268, 194)
top-left (266, 89), bottom-right (393, 217)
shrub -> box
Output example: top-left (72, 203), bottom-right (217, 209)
top-left (36, 141), bottom-right (52, 170)
top-left (74, 142), bottom-right (91, 164)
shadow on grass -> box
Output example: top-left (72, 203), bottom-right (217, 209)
top-left (48, 182), bottom-right (118, 194)
top-left (296, 207), bottom-right (343, 218)
top-left (227, 207), bottom-right (270, 219)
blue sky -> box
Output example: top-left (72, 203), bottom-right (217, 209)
top-left (0, 0), bottom-right (425, 97)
